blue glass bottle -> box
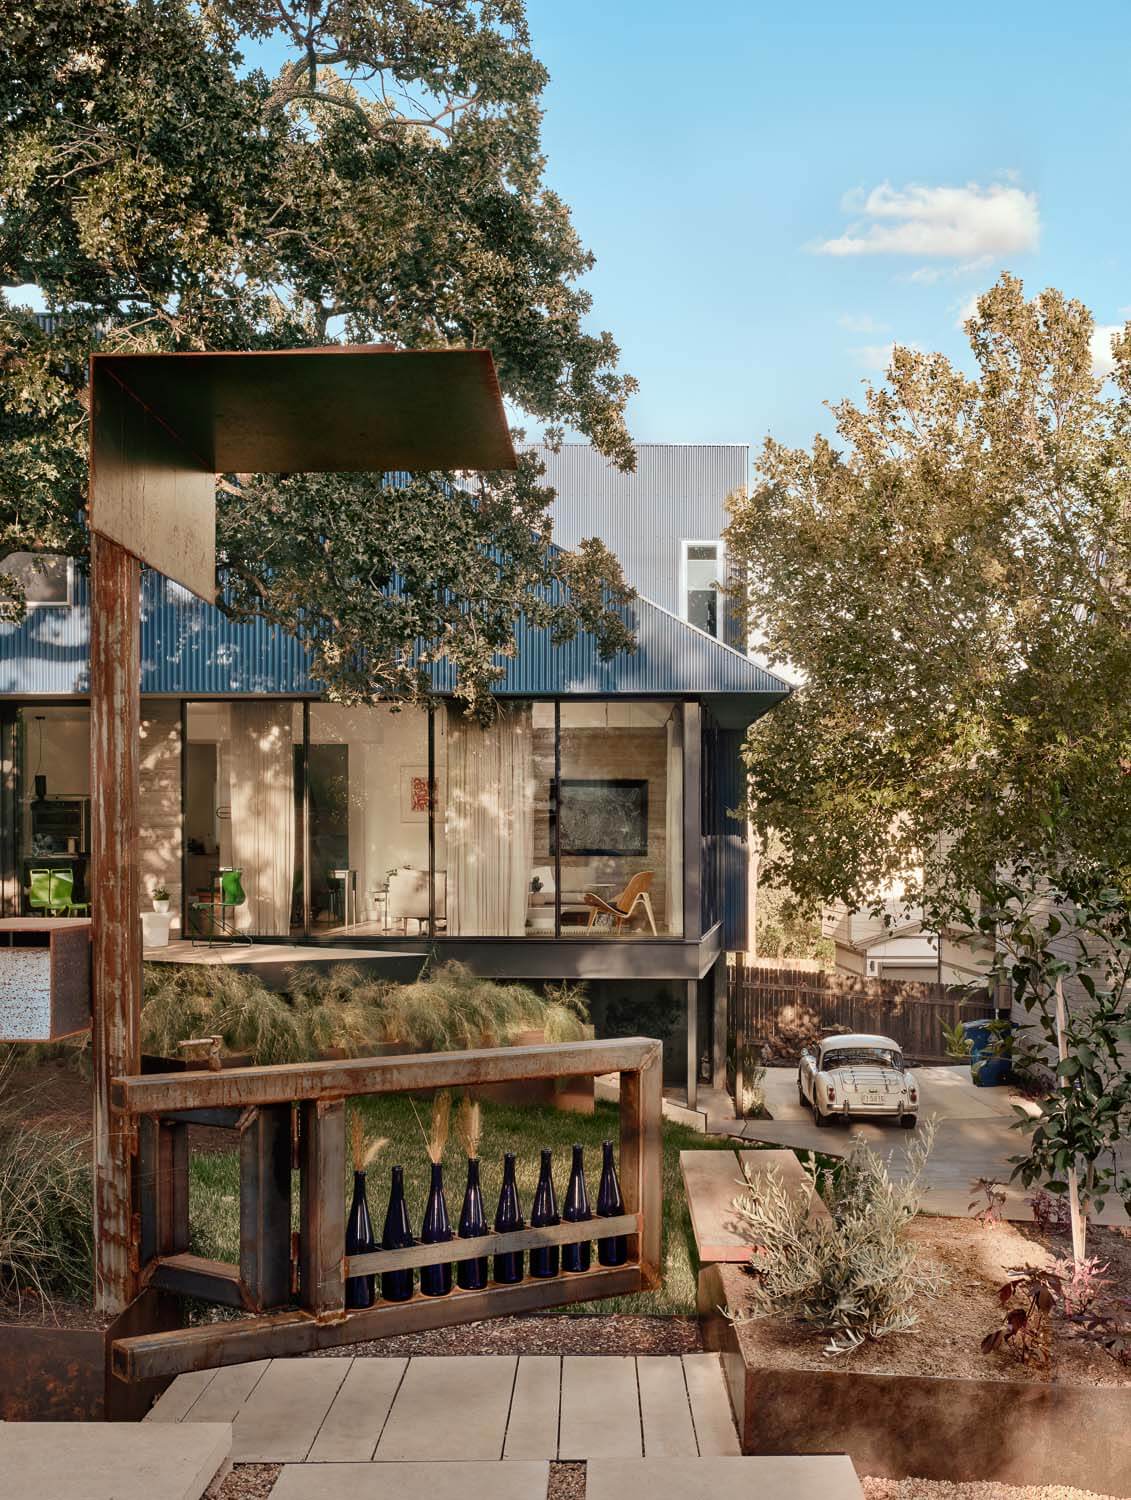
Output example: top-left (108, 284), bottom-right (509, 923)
top-left (420, 1161), bottom-right (453, 1297)
top-left (561, 1143), bottom-right (592, 1273)
top-left (457, 1156), bottom-right (489, 1290)
top-left (381, 1164), bottom-right (415, 1302)
top-left (529, 1148), bottom-right (560, 1277)
top-left (493, 1151), bottom-right (524, 1284)
top-left (596, 1139), bottom-right (627, 1266)
top-left (344, 1169), bottom-right (376, 1309)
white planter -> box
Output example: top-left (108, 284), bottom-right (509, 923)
top-left (152, 899), bottom-right (170, 914)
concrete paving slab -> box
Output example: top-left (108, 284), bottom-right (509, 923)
top-left (0, 1421), bottom-right (231, 1500)
top-left (232, 1357), bottom-right (351, 1461)
top-left (271, 1460), bottom-right (549, 1500)
top-left (558, 1355), bottom-right (641, 1460)
top-left (680, 1355), bottom-right (741, 1457)
top-left (375, 1355), bottom-right (517, 1461)
top-left (586, 1455), bottom-right (863, 1500)
top-left (143, 1367), bottom-right (217, 1422)
top-left (502, 1356), bottom-right (561, 1460)
top-left (181, 1359), bottom-right (269, 1422)
top-left (636, 1356), bottom-right (697, 1458)
top-left (307, 1356), bottom-right (407, 1462)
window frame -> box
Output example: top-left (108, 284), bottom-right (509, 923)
top-left (678, 538), bottom-right (724, 638)
top-left (1, 552), bottom-right (75, 609)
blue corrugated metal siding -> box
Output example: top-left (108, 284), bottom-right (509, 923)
top-left (2, 568), bottom-right (789, 712)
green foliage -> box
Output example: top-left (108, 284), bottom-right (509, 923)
top-left (0, 0), bottom-right (637, 716)
top-left (727, 274), bottom-right (1131, 926)
top-left (730, 1125), bottom-right (940, 1354)
top-left (939, 1017), bottom-right (974, 1061)
top-left (0, 1060), bottom-right (94, 1306)
top-left (983, 857), bottom-right (1131, 1225)
top-left (141, 959), bottom-right (591, 1065)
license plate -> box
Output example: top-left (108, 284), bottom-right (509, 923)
top-left (865, 1091), bottom-right (881, 1102)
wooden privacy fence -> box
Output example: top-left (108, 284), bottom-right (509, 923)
top-left (109, 1036), bottom-right (662, 1384)
top-left (728, 956), bottom-right (994, 1075)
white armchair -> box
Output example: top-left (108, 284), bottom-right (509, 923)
top-left (387, 868), bottom-right (446, 934)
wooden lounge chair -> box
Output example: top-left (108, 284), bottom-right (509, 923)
top-left (584, 870), bottom-right (658, 935)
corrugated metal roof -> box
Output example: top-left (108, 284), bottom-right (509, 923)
top-left (0, 562), bottom-right (790, 722)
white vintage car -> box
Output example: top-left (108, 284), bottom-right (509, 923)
top-left (798, 1033), bottom-right (919, 1128)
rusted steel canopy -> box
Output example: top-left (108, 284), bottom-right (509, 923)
top-left (92, 346), bottom-right (516, 474)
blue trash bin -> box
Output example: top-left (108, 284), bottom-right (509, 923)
top-left (963, 1017), bottom-right (1012, 1087)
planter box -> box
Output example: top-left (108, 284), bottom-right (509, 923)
top-left (0, 1291), bottom-right (178, 1422)
top-left (0, 918), bottom-right (90, 1041)
top-left (700, 1261), bottom-right (1131, 1496)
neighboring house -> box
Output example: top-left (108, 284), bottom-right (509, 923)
top-left (0, 531), bottom-right (791, 1101)
top-left (821, 897), bottom-right (996, 987)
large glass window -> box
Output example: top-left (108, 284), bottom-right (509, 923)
top-left (308, 703), bottom-right (431, 935)
top-left (185, 702), bottom-right (303, 938)
top-left (15, 706), bottom-right (92, 915)
top-left (437, 701), bottom-right (553, 938)
top-left (556, 701), bottom-right (683, 937)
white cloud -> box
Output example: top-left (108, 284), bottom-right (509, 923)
top-left (816, 182), bottom-right (1039, 261)
top-left (954, 292), bottom-right (982, 329)
top-left (854, 341), bottom-right (922, 371)
top-left (1090, 325), bottom-right (1122, 379)
top-left (837, 313), bottom-right (888, 334)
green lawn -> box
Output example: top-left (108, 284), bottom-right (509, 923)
top-left (188, 1095), bottom-right (742, 1316)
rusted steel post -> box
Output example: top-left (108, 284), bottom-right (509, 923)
top-left (90, 533), bottom-right (142, 1317)
top-left (619, 1041), bottom-right (663, 1287)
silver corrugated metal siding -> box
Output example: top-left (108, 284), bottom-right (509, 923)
top-left (532, 442), bottom-right (748, 620)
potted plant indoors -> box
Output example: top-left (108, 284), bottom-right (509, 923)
top-left (152, 884), bottom-right (171, 915)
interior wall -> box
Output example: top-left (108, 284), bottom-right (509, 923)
top-left (138, 702), bottom-right (182, 931)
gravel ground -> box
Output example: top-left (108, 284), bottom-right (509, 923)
top-left (214, 1464), bottom-right (281, 1499)
top-left (306, 1313), bottom-right (701, 1358)
top-left (549, 1462), bottom-right (586, 1500)
top-left (863, 1481), bottom-right (1123, 1500)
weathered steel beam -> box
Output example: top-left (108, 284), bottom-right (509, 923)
top-left (299, 1098), bottom-right (345, 1316)
top-left (620, 1044), bottom-right (663, 1284)
top-left (91, 534), bottom-right (142, 1318)
top-left (147, 1252), bottom-right (247, 1308)
top-left (344, 1212), bottom-right (640, 1278)
top-left (113, 1264), bottom-right (645, 1383)
top-left (240, 1104), bottom-right (293, 1310)
top-left (113, 1037), bottom-right (663, 1114)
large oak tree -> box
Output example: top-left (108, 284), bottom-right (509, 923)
top-left (0, 0), bottom-right (637, 712)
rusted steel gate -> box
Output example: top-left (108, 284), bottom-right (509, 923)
top-left (109, 1036), bottom-right (662, 1381)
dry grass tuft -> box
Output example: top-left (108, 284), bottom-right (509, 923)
top-left (457, 1094), bottom-right (482, 1159)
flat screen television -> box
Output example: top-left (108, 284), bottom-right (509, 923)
top-left (550, 778), bottom-right (648, 856)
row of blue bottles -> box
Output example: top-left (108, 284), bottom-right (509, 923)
top-left (342, 1141), bottom-right (626, 1308)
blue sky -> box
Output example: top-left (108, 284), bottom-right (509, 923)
top-left (524, 0), bottom-right (1131, 452)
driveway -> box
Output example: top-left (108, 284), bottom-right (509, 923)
top-left (722, 1065), bottom-right (1131, 1227)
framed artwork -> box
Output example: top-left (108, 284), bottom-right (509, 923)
top-left (550, 778), bottom-right (649, 856)
top-left (400, 764), bottom-right (442, 823)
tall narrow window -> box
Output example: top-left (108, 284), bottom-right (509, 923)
top-left (681, 541), bottom-right (722, 637)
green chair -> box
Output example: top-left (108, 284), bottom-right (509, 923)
top-left (27, 866), bottom-right (88, 916)
top-left (190, 867), bottom-right (251, 945)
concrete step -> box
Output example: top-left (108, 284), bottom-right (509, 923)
top-left (586, 1456), bottom-right (863, 1500)
top-left (271, 1460), bottom-right (550, 1499)
top-left (0, 1421), bottom-right (231, 1500)
top-left (150, 1351), bottom-right (742, 1462)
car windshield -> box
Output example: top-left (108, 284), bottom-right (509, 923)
top-left (822, 1047), bottom-right (902, 1071)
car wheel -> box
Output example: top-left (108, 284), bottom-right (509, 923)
top-left (797, 1080), bottom-right (806, 1107)
top-left (900, 1113), bottom-right (917, 1130)
top-left (813, 1100), bottom-right (830, 1128)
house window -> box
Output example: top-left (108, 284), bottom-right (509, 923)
top-left (1, 552), bottom-right (73, 607)
top-left (680, 541), bottom-right (722, 637)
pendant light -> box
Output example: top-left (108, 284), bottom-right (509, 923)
top-left (33, 715), bottom-right (47, 802)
